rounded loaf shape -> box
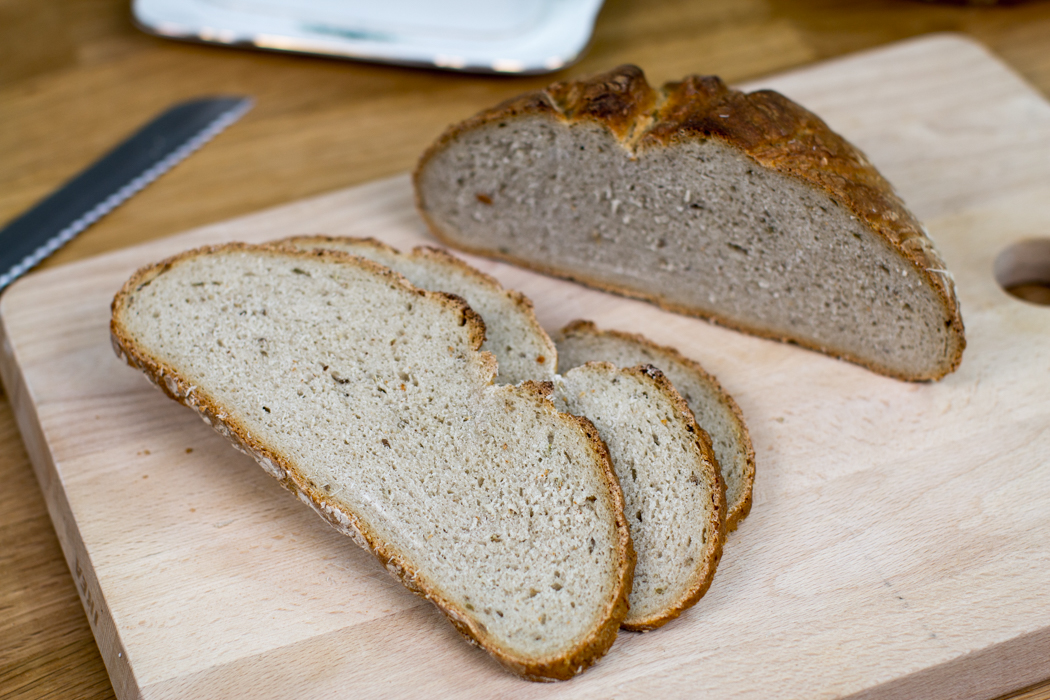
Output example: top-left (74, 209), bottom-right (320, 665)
top-left (110, 243), bottom-right (634, 681)
top-left (414, 65), bottom-right (966, 381)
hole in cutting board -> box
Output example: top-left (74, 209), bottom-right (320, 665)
top-left (994, 238), bottom-right (1050, 306)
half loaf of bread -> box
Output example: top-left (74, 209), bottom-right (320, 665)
top-left (555, 320), bottom-right (755, 532)
top-left (110, 244), bottom-right (635, 681)
top-left (553, 363), bottom-right (725, 630)
top-left (414, 65), bottom-right (966, 381)
top-left (277, 235), bottom-right (556, 385)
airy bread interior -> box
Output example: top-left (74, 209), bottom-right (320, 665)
top-left (280, 237), bottom-right (736, 627)
top-left (279, 236), bottom-right (556, 385)
top-left (555, 321), bottom-right (755, 531)
top-left (553, 363), bottom-right (725, 630)
top-left (110, 244), bottom-right (633, 681)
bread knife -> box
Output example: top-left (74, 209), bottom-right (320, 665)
top-left (0, 96), bottom-right (254, 292)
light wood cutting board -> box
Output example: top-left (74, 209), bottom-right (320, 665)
top-left (2, 34), bottom-right (1049, 700)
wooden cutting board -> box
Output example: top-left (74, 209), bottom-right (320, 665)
top-left (2, 34), bottom-right (1049, 700)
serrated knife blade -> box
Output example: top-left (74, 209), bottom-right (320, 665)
top-left (0, 96), bottom-right (254, 292)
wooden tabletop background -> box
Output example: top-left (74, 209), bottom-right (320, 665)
top-left (2, 1), bottom-right (1050, 698)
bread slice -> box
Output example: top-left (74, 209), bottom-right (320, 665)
top-left (276, 235), bottom-right (556, 385)
top-left (555, 321), bottom-right (755, 532)
top-left (110, 243), bottom-right (634, 681)
top-left (279, 236), bottom-right (730, 627)
top-left (414, 65), bottom-right (966, 381)
top-left (553, 363), bottom-right (725, 630)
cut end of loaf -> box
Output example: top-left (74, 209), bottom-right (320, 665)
top-left (414, 65), bottom-right (965, 382)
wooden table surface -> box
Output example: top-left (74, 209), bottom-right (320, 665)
top-left (2, 1), bottom-right (1049, 698)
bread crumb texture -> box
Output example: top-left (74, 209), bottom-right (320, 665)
top-left (554, 362), bottom-right (725, 629)
top-left (279, 237), bottom-right (737, 627)
top-left (110, 244), bottom-right (633, 681)
top-left (555, 320), bottom-right (754, 532)
top-left (277, 236), bottom-right (557, 385)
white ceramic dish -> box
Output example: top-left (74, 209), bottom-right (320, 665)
top-left (133, 0), bottom-right (605, 74)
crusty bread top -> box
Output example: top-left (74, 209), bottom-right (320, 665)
top-left (545, 64), bottom-right (658, 141)
top-left (110, 243), bottom-right (634, 682)
top-left (415, 65), bottom-right (965, 381)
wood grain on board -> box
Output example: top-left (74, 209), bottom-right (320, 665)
top-left (2, 34), bottom-right (1049, 699)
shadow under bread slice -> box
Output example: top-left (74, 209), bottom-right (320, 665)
top-left (555, 320), bottom-right (755, 532)
top-left (110, 243), bottom-right (634, 682)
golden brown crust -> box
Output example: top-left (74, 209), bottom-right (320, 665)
top-left (560, 320), bottom-right (755, 532)
top-left (642, 74), bottom-right (965, 380)
top-left (545, 64), bottom-right (658, 141)
top-left (406, 245), bottom-right (560, 374)
top-left (111, 243), bottom-right (632, 682)
top-left (615, 363), bottom-right (725, 631)
top-left (414, 65), bottom-right (966, 382)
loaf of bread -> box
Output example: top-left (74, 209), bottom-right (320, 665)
top-left (277, 236), bottom-right (556, 385)
top-left (283, 235), bottom-right (730, 627)
top-left (553, 363), bottom-right (725, 630)
top-left (110, 244), bottom-right (635, 681)
top-left (414, 65), bottom-right (966, 381)
top-left (555, 320), bottom-right (754, 532)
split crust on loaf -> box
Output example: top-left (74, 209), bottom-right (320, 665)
top-left (110, 243), bottom-right (634, 682)
top-left (555, 320), bottom-right (755, 532)
top-left (274, 235), bottom-right (557, 385)
top-left (414, 65), bottom-right (966, 381)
